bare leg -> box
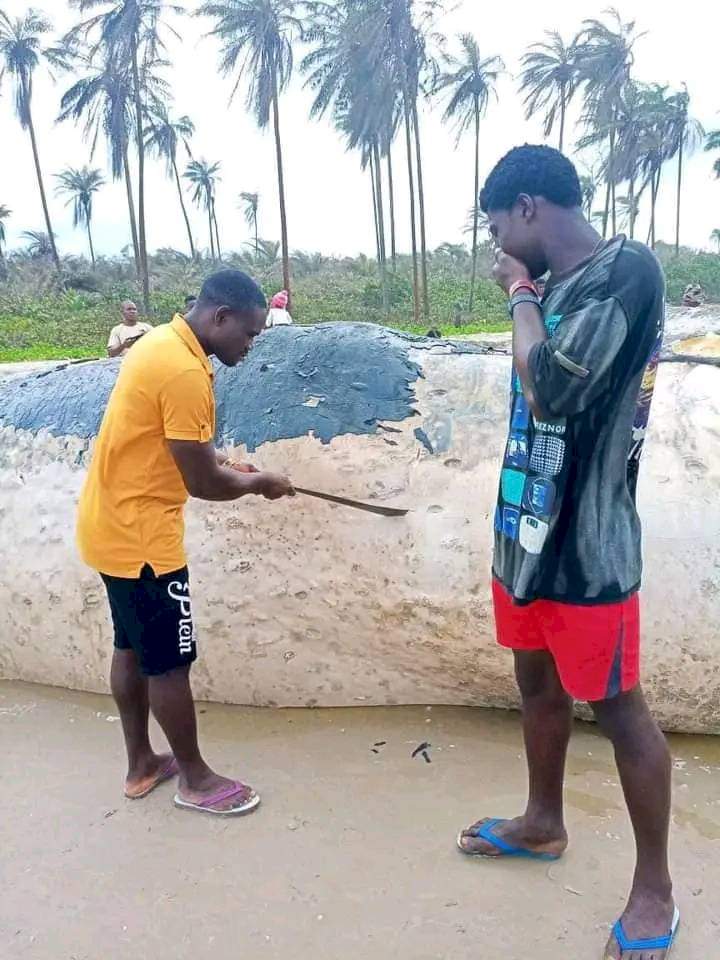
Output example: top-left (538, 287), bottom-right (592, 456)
top-left (592, 687), bottom-right (674, 958)
top-left (110, 648), bottom-right (172, 790)
top-left (459, 650), bottom-right (572, 855)
top-left (148, 665), bottom-right (255, 811)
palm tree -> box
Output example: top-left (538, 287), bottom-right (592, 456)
top-left (58, 43), bottom-right (168, 280)
top-left (145, 109), bottom-right (197, 259)
top-left (199, 0), bottom-right (303, 303)
top-left (239, 191), bottom-right (259, 256)
top-left (55, 166), bottom-right (105, 266)
top-left (435, 34), bottom-right (502, 312)
top-left (575, 9), bottom-right (641, 237)
top-left (710, 228), bottom-right (720, 254)
top-left (666, 87), bottom-right (704, 255)
top-left (58, 48), bottom-right (141, 278)
top-left (67, 0), bottom-right (182, 310)
top-left (638, 86), bottom-right (680, 248)
top-left (184, 158), bottom-right (221, 259)
top-left (519, 31), bottom-right (578, 152)
top-left (615, 194), bottom-right (640, 234)
top-left (0, 10), bottom-right (62, 273)
top-left (21, 229), bottom-right (54, 258)
top-left (0, 204), bottom-right (10, 271)
top-left (579, 81), bottom-right (649, 240)
top-left (578, 173), bottom-right (598, 221)
top-left (707, 131), bottom-right (720, 178)
top-left (302, 0), bottom-right (397, 314)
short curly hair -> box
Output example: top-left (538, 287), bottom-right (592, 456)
top-left (480, 145), bottom-right (582, 212)
top-left (198, 269), bottom-right (266, 312)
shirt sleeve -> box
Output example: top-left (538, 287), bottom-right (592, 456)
top-left (159, 369), bottom-right (215, 442)
top-left (107, 327), bottom-right (121, 349)
top-left (527, 297), bottom-right (629, 417)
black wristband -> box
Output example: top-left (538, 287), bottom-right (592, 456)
top-left (508, 293), bottom-right (542, 319)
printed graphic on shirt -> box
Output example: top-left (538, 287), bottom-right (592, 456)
top-left (511, 394), bottom-right (530, 430)
top-left (529, 434), bottom-right (565, 476)
top-left (522, 477), bottom-right (556, 520)
top-left (627, 328), bottom-right (662, 495)
top-left (502, 506), bottom-right (521, 541)
top-left (519, 516), bottom-right (549, 554)
top-left (505, 431), bottom-right (530, 470)
top-left (501, 468), bottom-right (526, 506)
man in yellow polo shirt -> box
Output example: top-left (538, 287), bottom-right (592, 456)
top-left (77, 269), bottom-right (294, 816)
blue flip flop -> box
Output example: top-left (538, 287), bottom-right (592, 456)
top-left (456, 818), bottom-right (563, 861)
top-left (610, 906), bottom-right (680, 957)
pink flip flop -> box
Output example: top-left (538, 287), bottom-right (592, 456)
top-left (173, 781), bottom-right (261, 816)
top-left (125, 757), bottom-right (179, 800)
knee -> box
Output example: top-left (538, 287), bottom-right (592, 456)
top-left (516, 666), bottom-right (570, 709)
top-left (591, 691), bottom-right (668, 756)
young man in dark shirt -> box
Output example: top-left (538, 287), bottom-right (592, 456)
top-left (457, 146), bottom-right (677, 959)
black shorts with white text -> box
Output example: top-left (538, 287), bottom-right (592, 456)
top-left (101, 564), bottom-right (197, 676)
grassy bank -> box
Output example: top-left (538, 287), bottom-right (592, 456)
top-left (1, 241), bottom-right (718, 362)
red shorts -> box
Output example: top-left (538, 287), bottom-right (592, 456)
top-left (492, 578), bottom-right (640, 702)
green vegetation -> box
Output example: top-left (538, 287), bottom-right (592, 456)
top-left (0, 247), bottom-right (511, 362)
top-left (2, 240), bottom-right (718, 363)
top-left (1, 3), bottom-right (719, 362)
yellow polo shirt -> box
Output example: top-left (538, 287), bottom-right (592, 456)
top-left (77, 314), bottom-right (215, 577)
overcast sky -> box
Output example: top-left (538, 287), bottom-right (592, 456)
top-left (1, 0), bottom-right (718, 259)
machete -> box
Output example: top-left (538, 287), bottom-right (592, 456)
top-left (294, 486), bottom-right (408, 517)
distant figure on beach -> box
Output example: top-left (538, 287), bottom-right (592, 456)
top-left (78, 270), bottom-right (294, 816)
top-left (184, 294), bottom-right (197, 314)
top-left (456, 145), bottom-right (677, 960)
top-left (682, 282), bottom-right (705, 307)
top-left (266, 289), bottom-right (293, 327)
top-left (107, 301), bottom-right (153, 358)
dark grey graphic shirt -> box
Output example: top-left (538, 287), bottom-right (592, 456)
top-left (493, 236), bottom-right (665, 604)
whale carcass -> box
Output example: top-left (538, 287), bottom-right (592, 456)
top-left (0, 318), bottom-right (718, 733)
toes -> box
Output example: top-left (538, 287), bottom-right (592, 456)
top-left (459, 817), bottom-right (491, 839)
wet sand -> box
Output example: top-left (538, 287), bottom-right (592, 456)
top-left (1, 680), bottom-right (719, 959)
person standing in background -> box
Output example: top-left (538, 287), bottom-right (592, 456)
top-left (107, 301), bottom-right (153, 358)
top-left (266, 290), bottom-right (293, 327)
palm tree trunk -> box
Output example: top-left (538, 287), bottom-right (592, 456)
top-left (24, 90), bottom-right (61, 274)
top-left (387, 150), bottom-right (397, 270)
top-left (370, 157), bottom-right (381, 265)
top-left (207, 203), bottom-right (216, 260)
top-left (628, 175), bottom-right (636, 240)
top-left (674, 138), bottom-right (683, 256)
top-left (373, 143), bottom-right (387, 264)
top-left (558, 85), bottom-right (566, 153)
top-left (85, 202), bottom-right (96, 268)
top-left (469, 101), bottom-right (480, 315)
top-left (172, 157), bottom-right (196, 259)
top-left (403, 99), bottom-right (420, 326)
top-left (122, 141), bottom-right (141, 278)
top-left (412, 102), bottom-right (429, 320)
top-left (601, 177), bottom-right (611, 239)
top-left (130, 36), bottom-right (150, 312)
top-left (650, 168), bottom-right (660, 249)
top-left (373, 143), bottom-right (389, 317)
top-left (609, 122), bottom-right (617, 236)
top-left (212, 198), bottom-right (222, 260)
top-left (254, 212), bottom-right (258, 258)
top-left (271, 70), bottom-right (291, 304)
